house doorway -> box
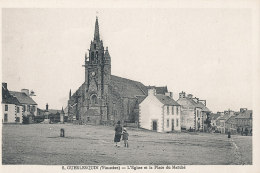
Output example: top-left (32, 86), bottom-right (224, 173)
top-left (172, 119), bottom-right (175, 131)
top-left (152, 120), bottom-right (157, 131)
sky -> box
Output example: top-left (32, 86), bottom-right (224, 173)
top-left (2, 8), bottom-right (254, 112)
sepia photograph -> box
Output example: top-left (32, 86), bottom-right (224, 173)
top-left (1, 0), bottom-right (259, 172)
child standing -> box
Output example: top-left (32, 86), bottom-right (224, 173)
top-left (122, 128), bottom-right (129, 148)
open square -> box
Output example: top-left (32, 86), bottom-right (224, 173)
top-left (2, 124), bottom-right (252, 165)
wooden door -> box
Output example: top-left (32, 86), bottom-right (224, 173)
top-left (152, 120), bottom-right (157, 131)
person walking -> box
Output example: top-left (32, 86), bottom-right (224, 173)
top-left (122, 128), bottom-right (129, 148)
top-left (114, 121), bottom-right (122, 147)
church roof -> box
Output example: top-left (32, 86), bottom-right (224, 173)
top-left (110, 75), bottom-right (147, 98)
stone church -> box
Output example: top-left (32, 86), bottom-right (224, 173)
top-left (67, 17), bottom-right (167, 125)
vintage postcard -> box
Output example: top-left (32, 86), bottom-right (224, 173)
top-left (1, 0), bottom-right (259, 173)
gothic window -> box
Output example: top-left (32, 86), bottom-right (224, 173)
top-left (91, 95), bottom-right (98, 104)
top-left (94, 44), bottom-right (96, 49)
top-left (91, 52), bottom-right (94, 62)
top-left (96, 51), bottom-right (98, 59)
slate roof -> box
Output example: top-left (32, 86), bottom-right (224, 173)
top-left (178, 97), bottom-right (210, 112)
top-left (155, 94), bottom-right (180, 106)
top-left (2, 84), bottom-right (21, 105)
top-left (9, 91), bottom-right (37, 105)
top-left (110, 75), bottom-right (147, 98)
top-left (48, 109), bottom-right (61, 115)
top-left (147, 86), bottom-right (168, 95)
top-left (2, 94), bottom-right (20, 105)
top-left (226, 116), bottom-right (237, 124)
top-left (209, 113), bottom-right (221, 120)
top-left (218, 114), bottom-right (230, 121)
top-left (235, 110), bottom-right (252, 119)
top-left (196, 102), bottom-right (211, 112)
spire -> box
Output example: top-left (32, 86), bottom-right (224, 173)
top-left (104, 47), bottom-right (110, 60)
top-left (61, 107), bottom-right (64, 114)
top-left (94, 16), bottom-right (100, 41)
top-left (69, 89), bottom-right (71, 99)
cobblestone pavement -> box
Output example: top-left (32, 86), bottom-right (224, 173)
top-left (2, 124), bottom-right (252, 165)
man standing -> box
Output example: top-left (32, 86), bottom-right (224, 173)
top-left (114, 121), bottom-right (122, 147)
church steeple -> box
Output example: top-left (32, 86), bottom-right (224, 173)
top-left (94, 16), bottom-right (100, 41)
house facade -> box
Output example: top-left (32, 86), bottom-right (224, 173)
top-left (2, 83), bottom-right (37, 124)
top-left (177, 91), bottom-right (210, 131)
top-left (139, 88), bottom-right (181, 133)
top-left (235, 108), bottom-right (252, 134)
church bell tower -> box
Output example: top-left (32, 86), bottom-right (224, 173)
top-left (83, 17), bottom-right (111, 123)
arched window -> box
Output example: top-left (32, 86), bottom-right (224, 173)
top-left (91, 52), bottom-right (94, 62)
top-left (91, 95), bottom-right (98, 104)
top-left (96, 51), bottom-right (98, 59)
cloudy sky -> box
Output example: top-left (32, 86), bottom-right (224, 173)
top-left (2, 8), bottom-right (255, 112)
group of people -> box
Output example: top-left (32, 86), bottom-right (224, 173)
top-left (114, 121), bottom-right (129, 148)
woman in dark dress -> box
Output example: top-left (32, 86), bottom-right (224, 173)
top-left (114, 121), bottom-right (122, 147)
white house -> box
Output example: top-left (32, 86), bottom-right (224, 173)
top-left (139, 88), bottom-right (181, 132)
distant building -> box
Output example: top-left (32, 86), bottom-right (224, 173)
top-left (225, 115), bottom-right (237, 134)
top-left (208, 113), bottom-right (221, 130)
top-left (216, 114), bottom-right (230, 134)
top-left (139, 88), bottom-right (181, 132)
top-left (235, 108), bottom-right (252, 134)
top-left (37, 104), bottom-right (62, 123)
top-left (177, 91), bottom-right (210, 131)
top-left (2, 82), bottom-right (37, 124)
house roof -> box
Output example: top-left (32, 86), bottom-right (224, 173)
top-left (226, 116), bottom-right (237, 124)
top-left (147, 86), bottom-right (168, 95)
top-left (218, 114), bottom-right (230, 121)
top-left (2, 84), bottom-right (20, 105)
top-left (196, 102), bottom-right (211, 112)
top-left (155, 94), bottom-right (180, 106)
top-left (2, 94), bottom-right (20, 105)
top-left (48, 109), bottom-right (61, 115)
top-left (178, 97), bottom-right (210, 112)
top-left (209, 113), bottom-right (221, 120)
top-left (235, 110), bottom-right (252, 119)
top-left (9, 91), bottom-right (37, 105)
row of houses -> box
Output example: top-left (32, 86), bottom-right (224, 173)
top-left (139, 88), bottom-right (211, 133)
top-left (2, 82), bottom-right (64, 124)
top-left (209, 108), bottom-right (253, 135)
top-left (2, 82), bottom-right (252, 135)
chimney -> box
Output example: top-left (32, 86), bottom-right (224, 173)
top-left (179, 91), bottom-right (186, 99)
top-left (187, 94), bottom-right (193, 99)
top-left (21, 89), bottom-right (29, 96)
top-left (199, 100), bottom-right (206, 106)
top-left (165, 92), bottom-right (173, 98)
top-left (46, 103), bottom-right (49, 111)
top-left (240, 108), bottom-right (247, 113)
top-left (192, 97), bottom-right (199, 103)
top-left (148, 88), bottom-right (156, 96)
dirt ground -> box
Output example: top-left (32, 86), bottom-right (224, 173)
top-left (2, 124), bottom-right (252, 165)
